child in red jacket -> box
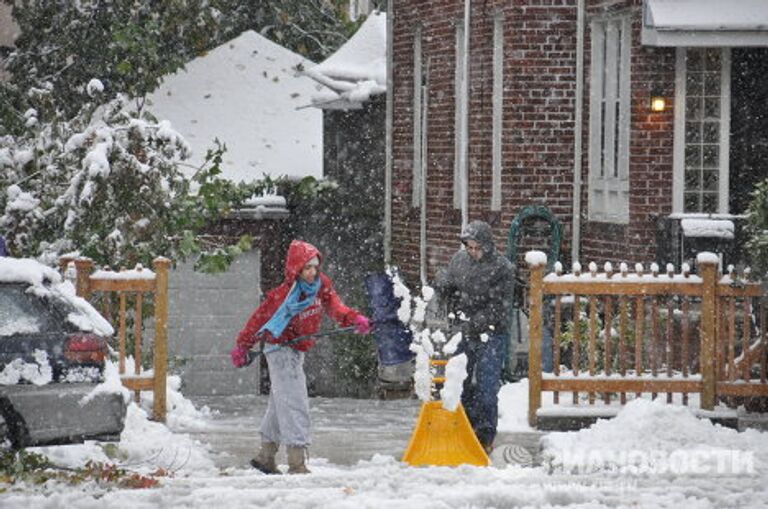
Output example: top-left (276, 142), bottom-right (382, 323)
top-left (231, 240), bottom-right (372, 474)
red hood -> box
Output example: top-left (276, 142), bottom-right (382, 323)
top-left (284, 240), bottom-right (322, 282)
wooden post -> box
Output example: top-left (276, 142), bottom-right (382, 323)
top-left (527, 253), bottom-right (546, 428)
top-left (152, 257), bottom-right (171, 423)
top-left (119, 292), bottom-right (127, 375)
top-left (58, 255), bottom-right (76, 275)
top-left (699, 257), bottom-right (718, 411)
top-left (73, 258), bottom-right (93, 299)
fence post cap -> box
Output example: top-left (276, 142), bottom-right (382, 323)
top-left (152, 256), bottom-right (172, 267)
top-left (696, 252), bottom-right (720, 266)
top-left (524, 250), bottom-right (547, 267)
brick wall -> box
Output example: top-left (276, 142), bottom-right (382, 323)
top-left (391, 0), bottom-right (679, 284)
top-left (391, 0), bottom-right (579, 286)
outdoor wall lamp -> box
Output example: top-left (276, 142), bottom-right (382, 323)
top-left (650, 92), bottom-right (666, 112)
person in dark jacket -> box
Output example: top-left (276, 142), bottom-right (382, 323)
top-left (434, 220), bottom-right (515, 453)
top-left (0, 235), bottom-right (8, 257)
top-left (231, 240), bottom-right (372, 474)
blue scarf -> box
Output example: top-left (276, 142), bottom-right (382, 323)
top-left (260, 278), bottom-right (321, 339)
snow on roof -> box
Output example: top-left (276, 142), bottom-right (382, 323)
top-left (304, 11), bottom-right (387, 109)
top-left (643, 0), bottom-right (768, 46)
top-left (147, 30), bottom-right (324, 183)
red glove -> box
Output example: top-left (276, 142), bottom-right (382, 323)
top-left (230, 346), bottom-right (249, 368)
top-left (354, 314), bottom-right (373, 334)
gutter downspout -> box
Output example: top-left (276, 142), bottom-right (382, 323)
top-left (385, 8), bottom-right (394, 265)
top-left (460, 0), bottom-right (471, 229)
top-left (571, 0), bottom-right (585, 263)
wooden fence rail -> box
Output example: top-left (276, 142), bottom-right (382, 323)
top-left (59, 256), bottom-right (170, 423)
top-left (526, 251), bottom-right (767, 428)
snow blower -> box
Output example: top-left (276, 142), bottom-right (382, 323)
top-left (402, 358), bottom-right (490, 467)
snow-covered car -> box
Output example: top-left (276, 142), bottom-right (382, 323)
top-left (0, 257), bottom-right (127, 448)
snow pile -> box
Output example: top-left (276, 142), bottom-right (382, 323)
top-left (33, 374), bottom-right (216, 478)
top-left (139, 375), bottom-right (214, 431)
top-left (32, 401), bottom-right (216, 477)
top-left (118, 403), bottom-right (216, 474)
top-left (542, 398), bottom-right (767, 476)
top-left (0, 349), bottom-right (52, 385)
top-left (497, 378), bottom-right (561, 432)
top-left (79, 359), bottom-right (130, 406)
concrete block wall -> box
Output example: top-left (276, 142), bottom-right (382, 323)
top-left (167, 249), bottom-right (262, 396)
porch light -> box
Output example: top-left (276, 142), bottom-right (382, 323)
top-left (650, 93), bottom-right (666, 112)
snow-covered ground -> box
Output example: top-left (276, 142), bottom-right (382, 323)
top-left (2, 376), bottom-right (766, 508)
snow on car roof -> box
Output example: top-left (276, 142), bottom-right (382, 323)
top-left (0, 256), bottom-right (62, 286)
top-left (0, 257), bottom-right (114, 337)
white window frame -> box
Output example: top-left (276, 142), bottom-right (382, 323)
top-left (491, 12), bottom-right (504, 211)
top-left (672, 47), bottom-right (731, 214)
top-left (588, 15), bottom-right (631, 223)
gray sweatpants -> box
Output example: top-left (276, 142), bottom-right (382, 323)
top-left (259, 346), bottom-right (311, 447)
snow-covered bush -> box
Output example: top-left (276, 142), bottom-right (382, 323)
top-left (746, 178), bottom-right (768, 278)
top-left (0, 90), bottom-right (256, 272)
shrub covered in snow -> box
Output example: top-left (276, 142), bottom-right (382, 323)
top-left (746, 178), bottom-right (768, 278)
top-left (0, 93), bottom-right (260, 272)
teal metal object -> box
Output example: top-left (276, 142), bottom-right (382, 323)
top-left (503, 205), bottom-right (563, 381)
top-left (506, 204), bottom-right (563, 272)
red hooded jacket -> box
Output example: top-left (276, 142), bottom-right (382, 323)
top-left (236, 240), bottom-right (361, 352)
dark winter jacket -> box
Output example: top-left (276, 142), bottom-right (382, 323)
top-left (236, 240), bottom-right (361, 352)
top-left (434, 221), bottom-right (516, 338)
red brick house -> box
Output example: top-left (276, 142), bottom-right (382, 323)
top-left (386, 0), bottom-right (768, 284)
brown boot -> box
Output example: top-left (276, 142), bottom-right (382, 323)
top-left (250, 441), bottom-right (280, 474)
top-left (287, 446), bottom-right (311, 474)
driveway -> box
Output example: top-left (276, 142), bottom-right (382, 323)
top-left (185, 395), bottom-right (543, 468)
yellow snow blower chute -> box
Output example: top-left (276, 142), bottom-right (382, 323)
top-left (402, 359), bottom-right (490, 467)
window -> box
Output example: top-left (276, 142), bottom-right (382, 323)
top-left (673, 48), bottom-right (731, 214)
top-left (588, 16), bottom-right (631, 223)
top-left (491, 12), bottom-right (504, 211)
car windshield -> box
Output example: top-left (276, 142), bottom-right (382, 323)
top-left (0, 285), bottom-right (68, 337)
